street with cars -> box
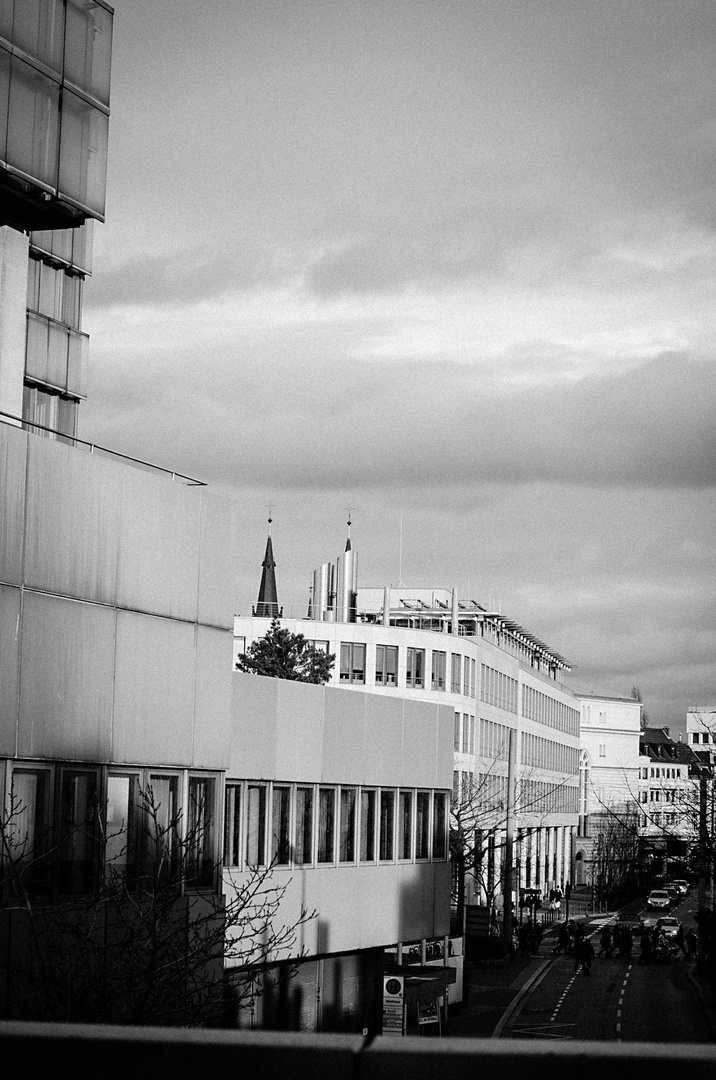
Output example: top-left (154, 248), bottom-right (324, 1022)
top-left (504, 887), bottom-right (714, 1043)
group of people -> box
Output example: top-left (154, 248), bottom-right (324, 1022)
top-left (516, 917), bottom-right (544, 957)
top-left (549, 916), bottom-right (697, 972)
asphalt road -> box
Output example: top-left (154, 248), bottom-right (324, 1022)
top-left (506, 900), bottom-right (714, 1043)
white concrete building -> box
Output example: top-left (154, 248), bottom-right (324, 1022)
top-left (572, 694), bottom-right (642, 887)
top-left (235, 539), bottom-right (582, 919)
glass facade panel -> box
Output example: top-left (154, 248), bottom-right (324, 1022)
top-left (58, 87), bottom-right (109, 215)
top-left (7, 55), bottom-right (60, 187)
top-left (10, 0), bottom-right (65, 73)
top-left (46, 319), bottom-right (68, 388)
top-left (67, 328), bottom-right (88, 398)
top-left (64, 0), bottom-right (113, 105)
top-left (25, 311), bottom-right (49, 384)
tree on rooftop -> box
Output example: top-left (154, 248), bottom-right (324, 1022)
top-left (236, 619), bottom-right (335, 684)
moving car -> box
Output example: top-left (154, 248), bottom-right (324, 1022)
top-left (664, 885), bottom-right (681, 907)
top-left (647, 889), bottom-right (671, 911)
top-left (655, 916), bottom-right (681, 942)
top-left (672, 879), bottom-right (689, 897)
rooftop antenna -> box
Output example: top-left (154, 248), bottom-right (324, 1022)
top-left (395, 506), bottom-right (406, 587)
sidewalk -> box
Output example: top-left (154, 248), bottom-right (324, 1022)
top-left (446, 950), bottom-right (551, 1038)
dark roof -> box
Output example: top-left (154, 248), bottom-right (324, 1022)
top-left (253, 534), bottom-right (281, 618)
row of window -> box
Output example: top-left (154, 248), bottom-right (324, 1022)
top-left (520, 779), bottom-right (579, 816)
top-left (642, 766), bottom-right (683, 779)
top-left (224, 781), bottom-right (449, 869)
top-left (338, 642), bottom-right (477, 697)
top-left (478, 718), bottom-right (512, 761)
top-left (522, 686), bottom-right (579, 737)
top-left (521, 733), bottom-right (579, 775)
top-left (28, 255), bottom-right (83, 329)
top-left (3, 763), bottom-right (217, 899)
top-left (641, 788), bottom-right (681, 803)
top-left (691, 732), bottom-right (715, 744)
top-left (454, 713), bottom-right (476, 755)
top-left (480, 665), bottom-right (518, 714)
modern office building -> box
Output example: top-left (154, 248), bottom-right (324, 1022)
top-left (0, 3), bottom-right (453, 1034)
top-left (235, 538), bottom-right (582, 922)
top-left (0, 0), bottom-right (112, 442)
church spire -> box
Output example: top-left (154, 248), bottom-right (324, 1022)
top-left (253, 514), bottom-right (282, 618)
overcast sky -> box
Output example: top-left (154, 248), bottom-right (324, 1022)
top-left (82, 0), bottom-right (716, 733)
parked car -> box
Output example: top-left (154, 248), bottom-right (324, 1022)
top-left (647, 889), bottom-right (671, 911)
top-left (655, 916), bottom-right (681, 942)
top-left (672, 879), bottom-right (689, 897)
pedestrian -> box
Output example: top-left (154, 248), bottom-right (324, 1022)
top-left (533, 920), bottom-right (543, 951)
top-left (573, 928), bottom-right (594, 975)
top-left (598, 926), bottom-right (612, 958)
top-left (639, 930), bottom-right (653, 965)
top-left (553, 920), bottom-right (570, 954)
top-left (675, 923), bottom-right (686, 957)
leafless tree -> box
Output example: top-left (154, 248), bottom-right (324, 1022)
top-left (0, 784), bottom-right (315, 1026)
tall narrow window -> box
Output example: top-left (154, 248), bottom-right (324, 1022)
top-left (379, 790), bottom-right (395, 860)
top-left (246, 783), bottom-right (267, 866)
top-left (8, 768), bottom-right (51, 895)
top-left (339, 787), bottom-right (357, 862)
top-left (406, 648), bottom-right (425, 688)
top-left (106, 772), bottom-right (138, 886)
top-left (295, 786), bottom-right (313, 865)
top-left (376, 644), bottom-right (398, 686)
top-left (187, 776), bottom-right (215, 887)
top-left (318, 788), bottom-right (335, 863)
top-left (360, 789), bottom-right (376, 861)
top-left (416, 791), bottom-right (430, 859)
top-left (224, 783), bottom-right (241, 867)
top-left (59, 769), bottom-right (98, 894)
top-left (271, 785), bottom-right (291, 867)
top-left (451, 654), bottom-right (462, 693)
top-left (463, 657), bottom-right (470, 697)
top-left (431, 651), bottom-right (446, 691)
top-left (433, 792), bottom-right (447, 859)
top-left (454, 711), bottom-right (461, 751)
top-left (399, 790), bottom-right (413, 860)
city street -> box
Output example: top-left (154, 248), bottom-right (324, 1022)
top-left (505, 900), bottom-right (714, 1043)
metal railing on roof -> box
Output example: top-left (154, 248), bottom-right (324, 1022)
top-left (0, 410), bottom-right (206, 486)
